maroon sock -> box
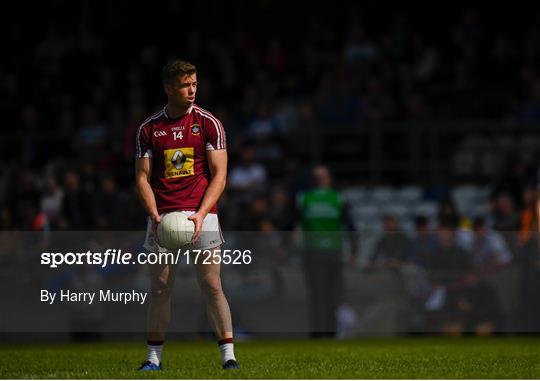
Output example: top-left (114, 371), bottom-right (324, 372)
top-left (218, 337), bottom-right (233, 346)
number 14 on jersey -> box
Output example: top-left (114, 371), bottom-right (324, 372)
top-left (173, 131), bottom-right (183, 140)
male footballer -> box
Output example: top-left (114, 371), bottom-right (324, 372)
top-left (135, 60), bottom-right (238, 370)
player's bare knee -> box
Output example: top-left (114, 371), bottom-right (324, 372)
top-left (151, 278), bottom-right (172, 298)
top-left (199, 275), bottom-right (222, 298)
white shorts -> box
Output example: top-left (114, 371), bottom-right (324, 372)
top-left (143, 211), bottom-right (224, 252)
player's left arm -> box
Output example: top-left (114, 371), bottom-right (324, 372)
top-left (188, 149), bottom-right (228, 244)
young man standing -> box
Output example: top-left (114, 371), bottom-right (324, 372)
top-left (135, 60), bottom-right (238, 370)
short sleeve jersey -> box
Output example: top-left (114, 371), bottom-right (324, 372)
top-left (135, 104), bottom-right (226, 214)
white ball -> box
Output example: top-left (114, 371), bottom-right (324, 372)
top-left (157, 212), bottom-right (195, 249)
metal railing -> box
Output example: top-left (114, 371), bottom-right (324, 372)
top-left (311, 120), bottom-right (540, 185)
top-left (3, 120), bottom-right (540, 186)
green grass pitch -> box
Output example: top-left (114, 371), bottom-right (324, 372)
top-left (0, 337), bottom-right (538, 379)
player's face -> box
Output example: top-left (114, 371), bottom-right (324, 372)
top-left (165, 73), bottom-right (197, 108)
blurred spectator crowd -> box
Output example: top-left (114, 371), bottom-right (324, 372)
top-left (1, 2), bottom-right (540, 335)
top-left (363, 187), bottom-right (540, 334)
top-left (3, 3), bottom-right (540, 233)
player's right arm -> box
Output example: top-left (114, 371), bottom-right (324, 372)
top-left (135, 157), bottom-right (161, 226)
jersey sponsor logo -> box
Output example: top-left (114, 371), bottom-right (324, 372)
top-left (154, 130), bottom-right (167, 137)
top-left (163, 147), bottom-right (195, 178)
top-left (171, 150), bottom-right (187, 169)
top-left (191, 124), bottom-right (201, 135)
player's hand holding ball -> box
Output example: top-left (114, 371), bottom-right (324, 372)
top-left (151, 213), bottom-right (161, 238)
top-left (187, 211), bottom-right (205, 245)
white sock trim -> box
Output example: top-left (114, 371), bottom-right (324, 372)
top-left (147, 344), bottom-right (163, 365)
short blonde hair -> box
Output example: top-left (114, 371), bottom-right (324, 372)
top-left (162, 60), bottom-right (196, 85)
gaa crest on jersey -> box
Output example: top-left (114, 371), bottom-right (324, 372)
top-left (190, 124), bottom-right (201, 135)
top-left (163, 147), bottom-right (194, 178)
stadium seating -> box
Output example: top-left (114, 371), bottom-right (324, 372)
top-left (342, 185), bottom-right (494, 261)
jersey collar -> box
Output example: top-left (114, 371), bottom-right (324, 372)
top-left (163, 104), bottom-right (193, 120)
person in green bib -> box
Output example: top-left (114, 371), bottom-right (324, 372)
top-left (297, 165), bottom-right (358, 338)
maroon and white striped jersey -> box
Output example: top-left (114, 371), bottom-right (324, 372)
top-left (135, 104), bottom-right (226, 214)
